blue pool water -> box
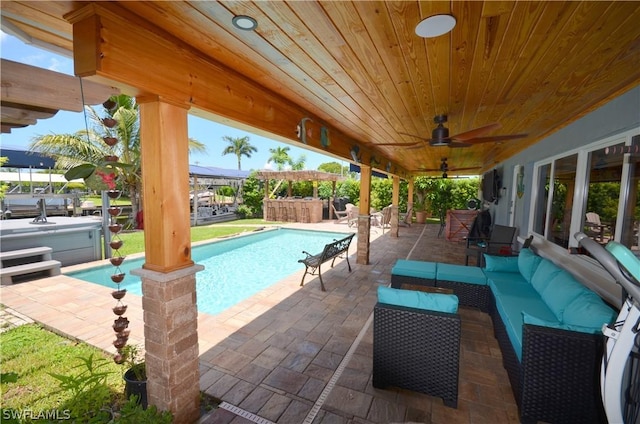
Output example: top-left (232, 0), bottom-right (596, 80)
top-left (67, 228), bottom-right (353, 315)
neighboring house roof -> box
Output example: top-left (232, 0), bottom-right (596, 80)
top-left (0, 148), bottom-right (56, 169)
top-left (189, 165), bottom-right (250, 179)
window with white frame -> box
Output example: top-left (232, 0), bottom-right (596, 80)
top-left (530, 130), bottom-right (639, 254)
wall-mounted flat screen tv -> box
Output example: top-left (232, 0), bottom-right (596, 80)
top-left (482, 169), bottom-right (501, 204)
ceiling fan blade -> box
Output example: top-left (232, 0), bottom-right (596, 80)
top-left (376, 142), bottom-right (422, 147)
top-left (464, 134), bottom-right (528, 143)
top-left (449, 166), bottom-right (481, 171)
top-left (450, 122), bottom-right (501, 141)
top-left (447, 141), bottom-right (473, 148)
top-left (398, 132), bottom-right (430, 141)
top-left (418, 166), bottom-right (479, 172)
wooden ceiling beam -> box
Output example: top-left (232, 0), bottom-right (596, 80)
top-left (0, 58), bottom-right (118, 112)
top-left (64, 3), bottom-right (408, 178)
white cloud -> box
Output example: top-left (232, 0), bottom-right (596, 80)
top-left (48, 57), bottom-right (65, 72)
top-left (263, 161), bottom-right (273, 170)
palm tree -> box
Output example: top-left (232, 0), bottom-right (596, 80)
top-left (221, 135), bottom-right (257, 170)
top-left (291, 154), bottom-right (307, 171)
top-left (30, 95), bottom-right (206, 217)
top-left (268, 146), bottom-right (293, 171)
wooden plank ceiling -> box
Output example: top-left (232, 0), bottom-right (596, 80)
top-left (1, 1), bottom-right (639, 176)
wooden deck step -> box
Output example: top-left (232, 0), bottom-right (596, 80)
top-left (0, 260), bottom-right (61, 285)
top-left (0, 246), bottom-right (53, 264)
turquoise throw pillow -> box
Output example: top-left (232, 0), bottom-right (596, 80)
top-left (540, 271), bottom-right (591, 321)
top-left (522, 311), bottom-right (603, 334)
top-left (377, 286), bottom-right (458, 313)
top-left (518, 248), bottom-right (543, 283)
top-left (563, 292), bottom-right (617, 328)
top-left (484, 255), bottom-right (520, 273)
top-left (530, 259), bottom-right (563, 295)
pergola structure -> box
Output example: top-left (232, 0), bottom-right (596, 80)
top-left (256, 170), bottom-right (343, 224)
top-left (256, 170), bottom-right (341, 198)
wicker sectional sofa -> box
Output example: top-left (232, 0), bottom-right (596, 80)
top-left (390, 250), bottom-right (617, 424)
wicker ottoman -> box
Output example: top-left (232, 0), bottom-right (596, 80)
top-left (435, 263), bottom-right (490, 311)
top-left (390, 260), bottom-right (437, 288)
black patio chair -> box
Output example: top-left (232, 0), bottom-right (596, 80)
top-left (465, 223), bottom-right (517, 267)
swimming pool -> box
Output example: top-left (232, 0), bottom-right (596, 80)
top-left (67, 228), bottom-right (354, 315)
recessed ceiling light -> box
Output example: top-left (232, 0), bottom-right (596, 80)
top-left (415, 14), bottom-right (456, 38)
top-left (232, 15), bottom-right (257, 31)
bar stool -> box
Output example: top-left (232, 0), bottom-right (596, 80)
top-left (266, 201), bottom-right (276, 221)
top-left (300, 203), bottom-right (310, 223)
top-left (288, 202), bottom-right (297, 222)
top-left (277, 201), bottom-right (288, 222)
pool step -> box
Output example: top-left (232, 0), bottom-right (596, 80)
top-left (0, 246), bottom-right (53, 262)
top-left (0, 247), bottom-right (60, 285)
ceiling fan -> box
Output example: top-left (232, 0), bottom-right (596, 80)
top-left (417, 157), bottom-right (480, 178)
top-left (382, 115), bottom-right (527, 148)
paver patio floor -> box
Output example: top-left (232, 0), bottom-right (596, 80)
top-left (0, 221), bottom-right (519, 423)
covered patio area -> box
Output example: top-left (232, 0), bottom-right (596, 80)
top-left (0, 222), bottom-right (518, 423)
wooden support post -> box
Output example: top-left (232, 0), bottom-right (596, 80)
top-left (136, 96), bottom-right (200, 423)
top-left (407, 178), bottom-right (414, 223)
top-left (391, 176), bottom-right (400, 237)
top-left (357, 165), bottom-right (372, 265)
top-left (138, 97), bottom-right (193, 273)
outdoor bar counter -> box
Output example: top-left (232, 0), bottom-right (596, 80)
top-left (264, 198), bottom-right (323, 223)
top-left (257, 170), bottom-right (342, 224)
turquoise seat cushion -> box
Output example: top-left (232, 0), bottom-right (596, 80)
top-left (391, 260), bottom-right (437, 280)
top-left (436, 263), bottom-right (487, 285)
top-left (518, 248), bottom-right (543, 283)
top-left (523, 311), bottom-right (606, 335)
top-left (539, 270), bottom-right (592, 322)
top-left (377, 286), bottom-right (458, 313)
top-left (494, 291), bottom-right (557, 361)
top-left (530, 258), bottom-right (564, 295)
top-left (562, 291), bottom-right (617, 329)
top-left (483, 255), bottom-right (520, 273)
top-left (484, 271), bottom-right (528, 294)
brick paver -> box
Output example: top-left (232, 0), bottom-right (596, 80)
top-left (1, 221), bottom-right (519, 423)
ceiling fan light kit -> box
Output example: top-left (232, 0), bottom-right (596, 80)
top-left (415, 14), bottom-right (457, 38)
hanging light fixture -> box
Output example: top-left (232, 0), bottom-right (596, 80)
top-left (415, 14), bottom-right (456, 38)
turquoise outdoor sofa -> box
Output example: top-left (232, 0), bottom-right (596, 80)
top-left (391, 249), bottom-right (617, 424)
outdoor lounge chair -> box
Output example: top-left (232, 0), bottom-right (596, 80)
top-left (331, 203), bottom-right (350, 223)
top-left (371, 205), bottom-right (392, 233)
top-left (399, 206), bottom-right (413, 227)
top-left (585, 212), bottom-right (611, 242)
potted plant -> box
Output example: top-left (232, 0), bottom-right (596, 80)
top-left (120, 344), bottom-right (147, 409)
top-left (413, 176), bottom-right (432, 224)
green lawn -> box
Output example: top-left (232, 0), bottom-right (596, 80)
top-left (0, 324), bottom-right (216, 422)
top-left (113, 219), bottom-right (278, 256)
top-left (1, 324), bottom-right (125, 421)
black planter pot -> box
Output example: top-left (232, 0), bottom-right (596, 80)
top-left (123, 368), bottom-right (148, 409)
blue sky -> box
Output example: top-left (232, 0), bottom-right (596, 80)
top-left (0, 31), bottom-right (339, 172)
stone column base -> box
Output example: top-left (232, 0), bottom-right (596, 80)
top-left (356, 215), bottom-right (371, 265)
top-left (132, 264), bottom-right (204, 424)
top-left (390, 205), bottom-right (399, 237)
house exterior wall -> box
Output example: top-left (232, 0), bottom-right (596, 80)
top-left (494, 86), bottom-right (640, 237)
